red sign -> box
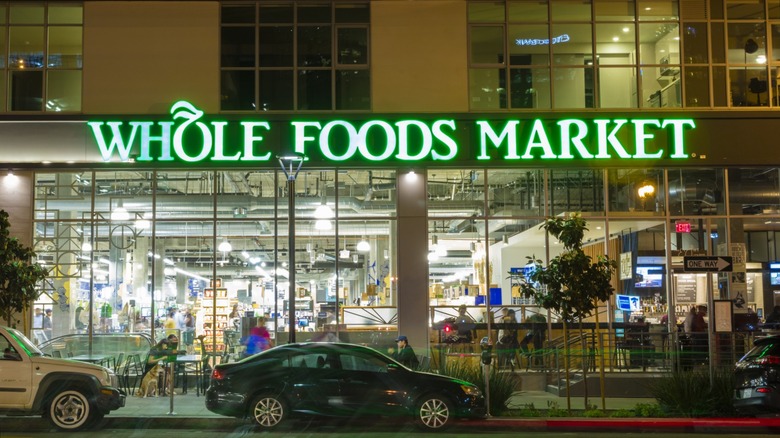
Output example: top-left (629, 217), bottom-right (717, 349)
top-left (675, 221), bottom-right (691, 233)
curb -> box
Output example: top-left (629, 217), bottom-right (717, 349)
top-left (3, 415), bottom-right (780, 433)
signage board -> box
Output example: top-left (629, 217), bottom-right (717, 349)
top-left (616, 294), bottom-right (641, 312)
top-left (683, 256), bottom-right (733, 272)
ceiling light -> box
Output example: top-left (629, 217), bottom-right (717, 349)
top-left (428, 251), bottom-right (439, 262)
top-left (111, 200), bottom-right (130, 221)
top-left (357, 237), bottom-right (370, 252)
top-left (315, 219), bottom-right (332, 230)
top-left (134, 218), bottom-right (150, 229)
top-left (218, 238), bottom-right (233, 253)
top-left (339, 248), bottom-right (351, 259)
top-left (81, 242), bottom-right (92, 252)
top-left (314, 203), bottom-right (334, 219)
top-left (612, 36), bottom-right (619, 42)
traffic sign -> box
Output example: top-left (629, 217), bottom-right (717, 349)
top-left (683, 256), bottom-right (733, 272)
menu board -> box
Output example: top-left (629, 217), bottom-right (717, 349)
top-left (675, 275), bottom-right (697, 303)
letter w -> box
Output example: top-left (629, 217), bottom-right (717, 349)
top-left (88, 122), bottom-right (139, 162)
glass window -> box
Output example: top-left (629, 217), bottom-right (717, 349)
top-left (638, 23), bottom-right (679, 65)
top-left (487, 169), bottom-right (546, 216)
top-left (221, 27), bottom-right (255, 68)
top-left (711, 22), bottom-right (726, 64)
top-left (728, 22), bottom-right (766, 64)
top-left (298, 26), bottom-right (332, 67)
top-left (508, 0), bottom-right (548, 21)
top-left (222, 4), bottom-right (255, 24)
top-left (549, 169), bottom-right (605, 215)
top-left (9, 26), bottom-right (44, 68)
top-left (9, 70), bottom-right (42, 111)
top-left (48, 26), bottom-right (82, 68)
top-left (682, 22), bottom-right (708, 64)
top-left (598, 66), bottom-right (637, 108)
top-left (667, 168), bottom-right (725, 215)
top-left (684, 66), bottom-right (710, 107)
top-left (49, 4), bottom-right (82, 24)
top-left (729, 168), bottom-right (780, 215)
top-left (509, 24), bottom-right (550, 66)
top-left (772, 24), bottom-right (780, 63)
top-left (336, 70), bottom-right (370, 110)
top-left (46, 70), bottom-right (81, 111)
top-left (595, 0), bottom-right (635, 21)
top-left (259, 26), bottom-right (293, 67)
top-left (298, 70), bottom-right (332, 110)
top-left (553, 66), bottom-right (594, 108)
top-left (221, 70), bottom-right (255, 110)
top-left (637, 0), bottom-right (678, 21)
top-left (471, 25), bottom-right (505, 64)
top-left (729, 66), bottom-right (769, 106)
top-left (259, 70), bottom-right (293, 110)
top-left (552, 24), bottom-right (591, 65)
top-left (10, 3), bottom-right (43, 24)
top-left (337, 27), bottom-right (368, 65)
top-left (510, 67), bottom-right (551, 108)
top-left (607, 169), bottom-right (664, 214)
top-left (221, 1), bottom-right (370, 112)
top-left (726, 0), bottom-right (765, 19)
top-left (551, 0), bottom-right (592, 21)
top-left (469, 1), bottom-right (505, 22)
top-left (469, 68), bottom-right (507, 109)
top-left (596, 23), bottom-right (635, 57)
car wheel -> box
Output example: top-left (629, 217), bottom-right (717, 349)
top-left (47, 388), bottom-right (98, 431)
top-left (414, 394), bottom-right (453, 431)
top-left (249, 393), bottom-right (288, 429)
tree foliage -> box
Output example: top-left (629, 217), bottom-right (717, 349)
top-left (517, 214), bottom-right (617, 321)
top-left (0, 210), bottom-right (48, 325)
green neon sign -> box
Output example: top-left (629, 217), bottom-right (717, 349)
top-left (88, 101), bottom-right (694, 164)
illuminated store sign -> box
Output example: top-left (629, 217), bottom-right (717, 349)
top-left (515, 34), bottom-right (570, 46)
top-left (88, 101), bottom-right (694, 165)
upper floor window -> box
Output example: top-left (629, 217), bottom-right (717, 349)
top-left (221, 1), bottom-right (370, 112)
top-left (0, 1), bottom-right (82, 112)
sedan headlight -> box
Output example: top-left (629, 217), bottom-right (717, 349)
top-left (461, 384), bottom-right (482, 397)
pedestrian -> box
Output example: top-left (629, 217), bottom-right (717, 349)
top-left (520, 312), bottom-right (547, 367)
top-left (496, 309), bottom-right (518, 369)
top-left (182, 307), bottom-right (196, 353)
top-left (242, 317), bottom-right (273, 358)
top-left (765, 305), bottom-right (780, 325)
top-left (392, 335), bottom-right (419, 368)
top-left (43, 309), bottom-right (53, 340)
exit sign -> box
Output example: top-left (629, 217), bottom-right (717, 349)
top-left (675, 221), bottom-right (691, 233)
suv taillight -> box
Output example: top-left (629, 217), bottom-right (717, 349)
top-left (755, 355), bottom-right (780, 365)
top-left (211, 368), bottom-right (225, 380)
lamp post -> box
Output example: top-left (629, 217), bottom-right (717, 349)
top-left (278, 155), bottom-right (304, 343)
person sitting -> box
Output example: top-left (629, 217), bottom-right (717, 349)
top-left (392, 335), bottom-right (419, 368)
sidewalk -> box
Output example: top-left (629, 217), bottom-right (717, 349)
top-left (4, 390), bottom-right (780, 433)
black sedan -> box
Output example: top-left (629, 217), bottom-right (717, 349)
top-left (734, 334), bottom-right (780, 413)
top-left (205, 342), bottom-right (486, 430)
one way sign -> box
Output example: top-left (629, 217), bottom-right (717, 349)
top-left (683, 256), bottom-right (733, 272)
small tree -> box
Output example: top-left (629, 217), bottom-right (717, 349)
top-left (517, 213), bottom-right (617, 410)
top-left (0, 210), bottom-right (48, 327)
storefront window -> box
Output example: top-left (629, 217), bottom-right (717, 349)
top-left (487, 169), bottom-right (545, 217)
top-left (549, 168), bottom-right (605, 215)
top-left (608, 168), bottom-right (664, 215)
top-left (728, 168), bottom-right (780, 215)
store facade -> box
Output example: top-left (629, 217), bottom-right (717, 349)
top-left (0, 1), bottom-right (778, 370)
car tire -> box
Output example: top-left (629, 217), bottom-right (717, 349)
top-left (47, 388), bottom-right (99, 431)
top-left (249, 393), bottom-right (288, 429)
top-left (414, 393), bottom-right (453, 431)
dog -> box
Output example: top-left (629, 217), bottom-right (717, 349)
top-left (136, 361), bottom-right (164, 398)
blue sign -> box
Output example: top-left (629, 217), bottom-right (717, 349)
top-left (616, 294), bottom-right (641, 312)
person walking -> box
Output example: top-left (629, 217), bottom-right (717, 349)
top-left (392, 335), bottom-right (419, 368)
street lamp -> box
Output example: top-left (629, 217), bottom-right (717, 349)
top-left (278, 155), bottom-right (304, 343)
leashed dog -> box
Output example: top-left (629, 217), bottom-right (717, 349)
top-left (136, 361), bottom-right (165, 397)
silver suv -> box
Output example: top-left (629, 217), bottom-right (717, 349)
top-left (0, 325), bottom-right (125, 431)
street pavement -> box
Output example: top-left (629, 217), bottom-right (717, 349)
top-left (3, 390), bottom-right (780, 433)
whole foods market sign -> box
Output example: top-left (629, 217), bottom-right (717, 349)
top-left (88, 101), bottom-right (694, 166)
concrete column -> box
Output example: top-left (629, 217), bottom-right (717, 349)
top-left (396, 170), bottom-right (429, 355)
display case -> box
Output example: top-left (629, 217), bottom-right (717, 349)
top-left (200, 279), bottom-right (233, 353)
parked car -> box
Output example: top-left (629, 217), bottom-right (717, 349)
top-left (205, 342), bottom-right (485, 430)
top-left (0, 325), bottom-right (125, 431)
top-left (734, 334), bottom-right (780, 413)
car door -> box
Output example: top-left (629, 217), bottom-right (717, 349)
top-left (336, 349), bottom-right (408, 416)
top-left (286, 351), bottom-right (344, 415)
top-left (0, 334), bottom-right (32, 408)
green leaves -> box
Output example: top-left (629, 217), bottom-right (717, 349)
top-left (0, 210), bottom-right (48, 323)
top-left (515, 214), bottom-right (617, 321)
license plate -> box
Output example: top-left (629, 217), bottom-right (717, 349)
top-left (736, 388), bottom-right (752, 399)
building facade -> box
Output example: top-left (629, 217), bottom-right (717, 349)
top-left (0, 1), bottom-right (779, 371)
